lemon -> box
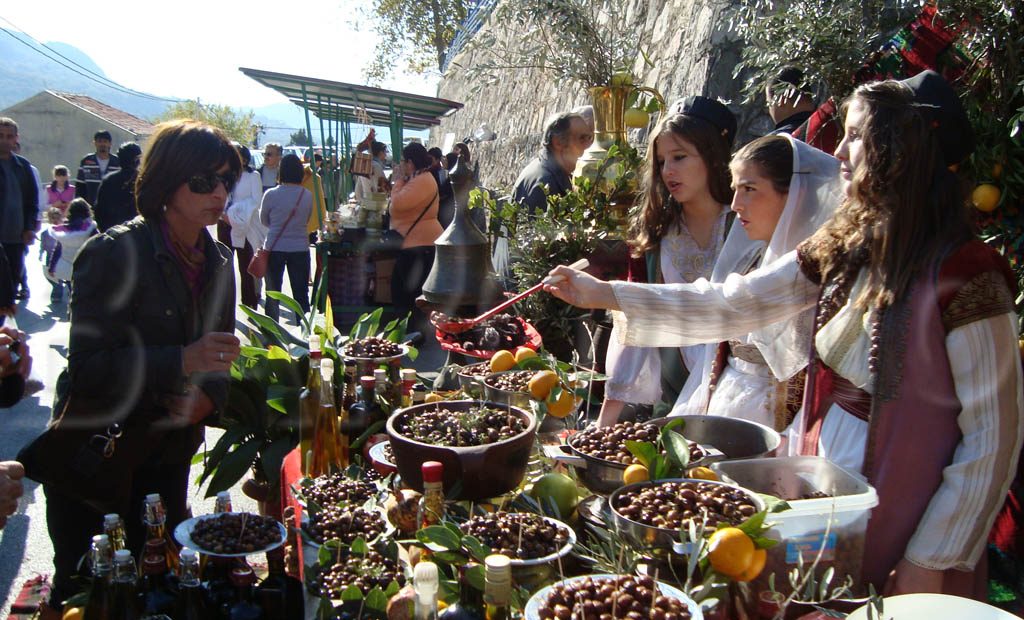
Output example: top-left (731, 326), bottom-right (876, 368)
top-left (489, 350), bottom-right (516, 372)
top-left (63, 608), bottom-right (84, 620)
top-left (424, 392), bottom-right (444, 403)
top-left (546, 389), bottom-right (576, 418)
top-left (622, 463), bottom-right (649, 484)
top-left (972, 183), bottom-right (1001, 212)
top-left (624, 108), bottom-right (650, 128)
top-left (687, 466), bottom-right (718, 481)
top-left (513, 346), bottom-right (537, 363)
top-left (528, 370), bottom-right (560, 400)
top-left (733, 547), bottom-right (767, 582)
top-left (708, 527), bottom-right (756, 578)
top-left (529, 472), bottom-right (580, 517)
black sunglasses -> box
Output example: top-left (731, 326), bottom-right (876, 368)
top-left (187, 171), bottom-right (237, 195)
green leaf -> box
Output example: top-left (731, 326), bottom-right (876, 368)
top-left (462, 535), bottom-right (493, 563)
top-left (198, 426), bottom-right (245, 485)
top-left (384, 580), bottom-right (401, 597)
top-left (267, 384), bottom-right (300, 415)
top-left (341, 584), bottom-right (364, 602)
top-left (625, 440), bottom-right (657, 469)
top-left (350, 420), bottom-right (386, 451)
top-left (239, 305), bottom-right (287, 349)
top-left (662, 428), bottom-right (691, 470)
top-left (661, 417), bottom-right (686, 435)
top-left (464, 563), bottom-right (485, 591)
top-left (736, 510), bottom-right (768, 537)
top-left (205, 437), bottom-right (263, 497)
top-left (350, 536), bottom-right (369, 555)
top-left (317, 542), bottom-right (333, 565)
top-left (758, 494), bottom-right (792, 514)
top-left (651, 454), bottom-right (673, 481)
top-left (266, 291), bottom-right (310, 331)
top-left (416, 525), bottom-right (462, 551)
top-left (432, 551), bottom-right (470, 565)
top-left (260, 436), bottom-right (297, 489)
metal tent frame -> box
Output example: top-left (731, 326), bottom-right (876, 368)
top-left (239, 67), bottom-right (463, 214)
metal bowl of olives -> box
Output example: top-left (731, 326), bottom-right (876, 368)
top-left (608, 479), bottom-right (764, 552)
top-left (482, 370), bottom-right (535, 409)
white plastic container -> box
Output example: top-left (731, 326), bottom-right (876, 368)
top-left (711, 456), bottom-right (879, 595)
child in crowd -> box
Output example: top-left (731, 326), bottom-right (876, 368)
top-left (45, 198), bottom-right (97, 304)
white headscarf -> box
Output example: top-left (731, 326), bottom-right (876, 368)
top-left (674, 135), bottom-right (842, 415)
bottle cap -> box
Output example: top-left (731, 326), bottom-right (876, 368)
top-left (401, 369), bottom-right (417, 381)
top-left (414, 561), bottom-right (439, 599)
top-left (373, 368), bottom-right (387, 380)
top-left (360, 376), bottom-right (375, 389)
top-left (216, 490), bottom-right (231, 501)
top-left (421, 461), bottom-right (444, 483)
top-left (309, 334), bottom-right (321, 353)
top-left (91, 534), bottom-right (110, 548)
top-left (103, 513), bottom-right (121, 527)
top-left (180, 547), bottom-right (197, 562)
top-left (144, 493), bottom-right (162, 504)
top-left (485, 554), bottom-right (512, 589)
top-left (114, 549), bottom-right (133, 562)
top-left (321, 358), bottom-right (335, 375)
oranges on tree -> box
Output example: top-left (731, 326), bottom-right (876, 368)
top-left (733, 547), bottom-right (767, 582)
top-left (529, 370), bottom-right (560, 400)
top-left (623, 464), bottom-right (650, 484)
top-left (489, 350), bottom-right (516, 372)
top-left (972, 183), bottom-right (1001, 212)
top-left (546, 389), bottom-right (577, 418)
top-left (708, 527), bottom-right (758, 579)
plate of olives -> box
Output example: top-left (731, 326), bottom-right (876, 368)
top-left (175, 512), bottom-right (286, 557)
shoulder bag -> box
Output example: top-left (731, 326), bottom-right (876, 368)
top-left (380, 186), bottom-right (438, 252)
top-left (248, 188), bottom-right (305, 278)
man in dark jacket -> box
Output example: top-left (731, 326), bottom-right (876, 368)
top-left (0, 118), bottom-right (40, 297)
top-left (75, 130), bottom-right (121, 205)
top-left (512, 111), bottom-right (592, 213)
top-left (94, 142), bottom-right (142, 231)
top-left (766, 67), bottom-right (817, 136)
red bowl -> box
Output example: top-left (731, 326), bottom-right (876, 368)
top-left (435, 317), bottom-right (543, 360)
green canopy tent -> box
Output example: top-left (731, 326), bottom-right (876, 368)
top-left (239, 67), bottom-right (463, 216)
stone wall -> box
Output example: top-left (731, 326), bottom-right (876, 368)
top-left (431, 0), bottom-right (775, 191)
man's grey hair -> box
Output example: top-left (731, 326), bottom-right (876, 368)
top-left (542, 112), bottom-right (585, 153)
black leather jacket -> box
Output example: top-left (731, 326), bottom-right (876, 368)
top-left (62, 216), bottom-right (235, 464)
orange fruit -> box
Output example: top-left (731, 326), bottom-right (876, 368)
top-left (546, 389), bottom-right (577, 418)
top-left (733, 547), bottom-right (767, 582)
top-left (424, 392), bottom-right (444, 403)
top-left (529, 370), bottom-right (560, 400)
top-left (993, 162), bottom-right (1004, 179)
top-left (63, 608), bottom-right (84, 620)
top-left (972, 183), bottom-right (1001, 212)
top-left (708, 527), bottom-right (756, 578)
top-left (513, 346), bottom-right (537, 363)
top-left (687, 466), bottom-right (718, 481)
top-left (624, 108), bottom-right (650, 128)
top-left (489, 350), bottom-right (516, 372)
top-left (623, 463), bottom-right (649, 484)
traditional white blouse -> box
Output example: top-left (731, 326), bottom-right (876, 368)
top-left (609, 250), bottom-right (1024, 571)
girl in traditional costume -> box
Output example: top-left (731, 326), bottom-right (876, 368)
top-left (544, 71), bottom-right (1023, 598)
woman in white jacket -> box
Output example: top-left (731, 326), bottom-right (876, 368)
top-left (46, 198), bottom-right (98, 304)
top-left (225, 145), bottom-right (267, 308)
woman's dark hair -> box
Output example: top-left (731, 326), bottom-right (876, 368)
top-left (117, 142), bottom-right (143, 172)
top-left (136, 120), bottom-right (241, 218)
top-left (427, 146), bottom-right (444, 161)
top-left (454, 142), bottom-right (471, 163)
top-left (371, 141), bottom-right (388, 157)
top-left (402, 143), bottom-right (432, 172)
top-left (66, 197), bottom-right (93, 224)
top-left (731, 135), bottom-right (794, 195)
top-left (445, 152), bottom-right (457, 169)
top-left (279, 153), bottom-right (304, 184)
top-left (801, 79), bottom-right (971, 308)
top-left (236, 145), bottom-right (253, 172)
top-left (629, 113), bottom-right (734, 256)
top-left (50, 165), bottom-right (70, 190)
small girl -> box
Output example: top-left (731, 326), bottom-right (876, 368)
top-left (45, 165), bottom-right (75, 214)
top-left (46, 198), bottom-right (97, 304)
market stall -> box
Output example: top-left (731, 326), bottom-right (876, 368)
top-left (239, 67), bottom-right (464, 324)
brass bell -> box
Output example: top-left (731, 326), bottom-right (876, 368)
top-left (419, 156), bottom-right (499, 314)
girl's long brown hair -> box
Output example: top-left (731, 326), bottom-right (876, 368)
top-left (799, 80), bottom-right (971, 308)
top-left (629, 114), bottom-right (733, 256)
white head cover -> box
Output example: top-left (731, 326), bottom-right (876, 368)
top-left (748, 135), bottom-right (842, 379)
top-left (675, 135), bottom-right (841, 416)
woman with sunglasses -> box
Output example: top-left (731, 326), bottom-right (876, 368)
top-left (39, 120), bottom-right (242, 615)
top-left (545, 72), bottom-right (1022, 598)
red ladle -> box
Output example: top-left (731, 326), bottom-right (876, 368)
top-left (432, 258), bottom-right (590, 334)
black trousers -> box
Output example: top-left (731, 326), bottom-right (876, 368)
top-left (391, 245), bottom-right (435, 332)
top-left (235, 240), bottom-right (258, 309)
top-left (3, 243), bottom-right (25, 297)
top-left (45, 462), bottom-right (191, 607)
